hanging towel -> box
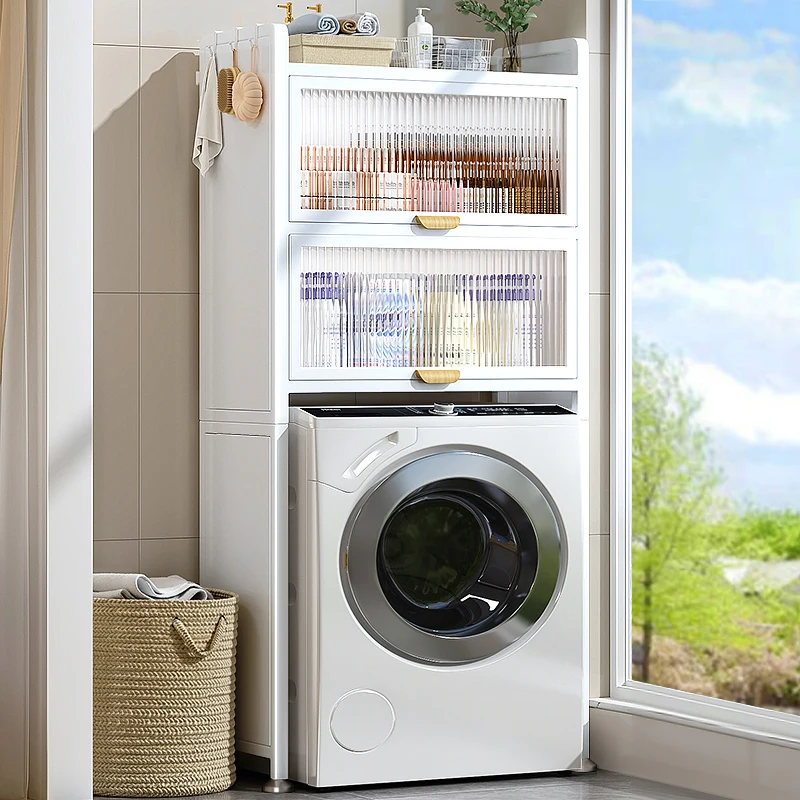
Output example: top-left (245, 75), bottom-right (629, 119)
top-left (192, 52), bottom-right (223, 176)
top-left (93, 573), bottom-right (213, 601)
top-left (338, 12), bottom-right (380, 36)
top-left (286, 12), bottom-right (340, 35)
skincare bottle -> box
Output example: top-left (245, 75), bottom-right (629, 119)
top-left (408, 7), bottom-right (433, 69)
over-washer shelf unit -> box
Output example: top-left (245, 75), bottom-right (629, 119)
top-left (199, 23), bottom-right (589, 786)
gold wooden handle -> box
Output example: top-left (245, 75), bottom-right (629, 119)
top-left (414, 215), bottom-right (461, 230)
top-left (414, 369), bottom-right (461, 385)
top-left (278, 3), bottom-right (294, 23)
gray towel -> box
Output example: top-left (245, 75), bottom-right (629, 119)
top-left (287, 12), bottom-right (340, 35)
top-left (338, 12), bottom-right (380, 36)
top-left (93, 573), bottom-right (212, 601)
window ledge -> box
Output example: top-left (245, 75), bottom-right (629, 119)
top-left (590, 696), bottom-right (800, 752)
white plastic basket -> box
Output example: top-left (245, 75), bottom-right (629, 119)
top-left (392, 36), bottom-right (493, 71)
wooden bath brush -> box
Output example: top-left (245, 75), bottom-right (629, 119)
top-left (217, 43), bottom-right (240, 115)
top-left (232, 43), bottom-right (264, 122)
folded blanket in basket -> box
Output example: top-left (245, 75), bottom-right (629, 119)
top-left (287, 12), bottom-right (340, 36)
top-left (338, 12), bottom-right (380, 36)
top-left (93, 573), bottom-right (212, 601)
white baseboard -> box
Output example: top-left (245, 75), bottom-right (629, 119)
top-left (590, 706), bottom-right (799, 800)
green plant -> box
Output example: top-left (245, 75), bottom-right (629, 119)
top-left (454, 1), bottom-right (543, 35)
top-left (455, 1), bottom-right (543, 71)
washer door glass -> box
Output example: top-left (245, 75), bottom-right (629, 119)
top-left (342, 451), bottom-right (565, 665)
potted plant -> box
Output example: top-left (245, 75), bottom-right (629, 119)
top-left (454, 0), bottom-right (543, 72)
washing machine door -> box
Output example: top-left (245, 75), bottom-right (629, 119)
top-left (341, 450), bottom-right (566, 665)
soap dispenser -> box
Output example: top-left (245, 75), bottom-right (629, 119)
top-left (408, 7), bottom-right (433, 69)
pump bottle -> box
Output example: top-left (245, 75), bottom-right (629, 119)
top-left (408, 7), bottom-right (433, 69)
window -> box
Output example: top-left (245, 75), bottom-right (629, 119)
top-left (612, 0), bottom-right (800, 738)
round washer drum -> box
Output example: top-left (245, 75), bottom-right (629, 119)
top-left (341, 450), bottom-right (566, 665)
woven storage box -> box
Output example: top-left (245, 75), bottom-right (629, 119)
top-left (289, 34), bottom-right (397, 66)
top-left (93, 590), bottom-right (238, 797)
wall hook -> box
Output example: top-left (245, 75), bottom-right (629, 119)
top-left (277, 2), bottom-right (294, 23)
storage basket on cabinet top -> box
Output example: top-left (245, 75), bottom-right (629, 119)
top-left (93, 589), bottom-right (239, 798)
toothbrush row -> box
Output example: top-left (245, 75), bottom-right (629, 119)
top-left (299, 248), bottom-right (566, 370)
top-left (299, 90), bottom-right (565, 215)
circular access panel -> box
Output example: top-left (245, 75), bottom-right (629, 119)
top-left (342, 451), bottom-right (565, 665)
top-left (329, 690), bottom-right (396, 753)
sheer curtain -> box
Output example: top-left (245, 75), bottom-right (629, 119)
top-left (0, 0), bottom-right (29, 796)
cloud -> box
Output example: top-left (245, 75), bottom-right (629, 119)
top-left (634, 260), bottom-right (800, 323)
top-left (664, 53), bottom-right (796, 126)
top-left (633, 15), bottom-right (798, 126)
top-left (685, 361), bottom-right (800, 446)
top-left (633, 260), bottom-right (800, 395)
top-left (759, 28), bottom-right (797, 47)
top-left (633, 14), bottom-right (749, 56)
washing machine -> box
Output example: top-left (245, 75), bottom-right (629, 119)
top-left (288, 403), bottom-right (587, 788)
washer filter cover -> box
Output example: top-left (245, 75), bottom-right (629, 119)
top-left (329, 690), bottom-right (396, 753)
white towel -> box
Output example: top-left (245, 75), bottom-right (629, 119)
top-left (93, 573), bottom-right (212, 601)
top-left (338, 12), bottom-right (380, 36)
top-left (192, 53), bottom-right (223, 176)
top-left (287, 12), bottom-right (340, 35)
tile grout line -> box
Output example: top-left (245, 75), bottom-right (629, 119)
top-left (138, 1), bottom-right (143, 568)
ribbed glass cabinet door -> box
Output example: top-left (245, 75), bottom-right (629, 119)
top-left (289, 77), bottom-right (578, 226)
top-left (289, 236), bottom-right (577, 382)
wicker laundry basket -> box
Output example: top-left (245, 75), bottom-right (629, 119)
top-left (93, 590), bottom-right (238, 797)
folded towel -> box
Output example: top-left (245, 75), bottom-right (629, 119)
top-left (338, 12), bottom-right (380, 36)
top-left (287, 12), bottom-right (340, 36)
top-left (192, 53), bottom-right (223, 176)
top-left (93, 573), bottom-right (212, 601)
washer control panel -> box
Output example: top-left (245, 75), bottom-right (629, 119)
top-left (303, 405), bottom-right (574, 418)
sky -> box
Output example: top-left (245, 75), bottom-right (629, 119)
top-left (632, 0), bottom-right (800, 509)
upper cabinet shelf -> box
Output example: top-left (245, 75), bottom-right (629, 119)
top-left (288, 76), bottom-right (579, 228)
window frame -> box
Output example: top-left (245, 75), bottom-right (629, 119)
top-left (607, 0), bottom-right (800, 748)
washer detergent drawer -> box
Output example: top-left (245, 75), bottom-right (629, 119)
top-left (289, 233), bottom-right (578, 386)
top-left (289, 76), bottom-right (578, 228)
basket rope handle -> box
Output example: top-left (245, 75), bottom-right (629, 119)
top-left (171, 615), bottom-right (226, 658)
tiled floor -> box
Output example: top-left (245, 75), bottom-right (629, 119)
top-left (181, 769), bottom-right (725, 800)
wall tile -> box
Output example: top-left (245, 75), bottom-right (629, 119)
top-left (140, 0), bottom-right (357, 49)
top-left (410, 1), bottom-right (585, 45)
top-left (590, 53), bottom-right (610, 295)
top-left (751, 737), bottom-right (800, 800)
top-left (588, 0), bottom-right (610, 55)
top-left (94, 295), bottom-right (139, 541)
top-left (590, 294), bottom-right (610, 535)
top-left (589, 534), bottom-right (610, 698)
top-left (140, 538), bottom-right (199, 582)
top-left (94, 46), bottom-right (140, 292)
top-left (94, 540), bottom-right (140, 573)
top-left (140, 48), bottom-right (199, 293)
top-left (357, 1), bottom-right (404, 39)
top-left (140, 294), bottom-right (199, 540)
top-left (590, 708), bottom-right (763, 800)
top-left (94, 0), bottom-right (139, 46)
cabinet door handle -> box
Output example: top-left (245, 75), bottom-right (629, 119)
top-left (414, 215), bottom-right (461, 230)
top-left (414, 369), bottom-right (461, 385)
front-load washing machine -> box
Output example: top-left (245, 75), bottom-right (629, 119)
top-left (288, 404), bottom-right (587, 788)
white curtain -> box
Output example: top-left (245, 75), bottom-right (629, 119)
top-left (0, 12), bottom-right (30, 797)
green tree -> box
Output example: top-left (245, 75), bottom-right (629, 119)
top-left (632, 339), bottom-right (724, 681)
top-left (632, 340), bottom-right (800, 706)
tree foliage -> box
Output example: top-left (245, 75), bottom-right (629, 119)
top-left (631, 338), bottom-right (800, 705)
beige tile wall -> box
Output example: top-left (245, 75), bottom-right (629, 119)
top-left (92, 0), bottom-right (405, 580)
top-left (93, 2), bottom-right (610, 681)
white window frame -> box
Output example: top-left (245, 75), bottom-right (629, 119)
top-left (605, 0), bottom-right (800, 750)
